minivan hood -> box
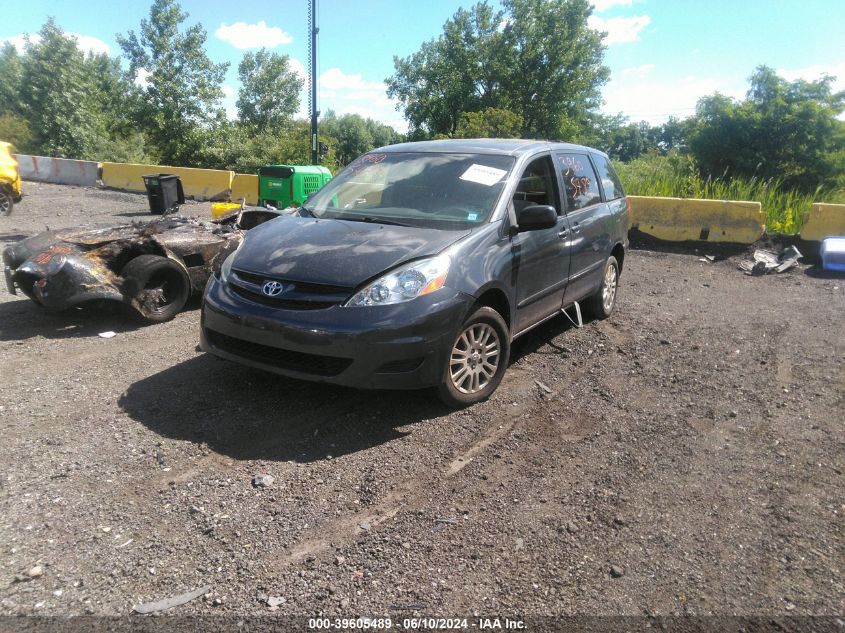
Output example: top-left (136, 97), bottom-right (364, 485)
top-left (232, 215), bottom-right (470, 288)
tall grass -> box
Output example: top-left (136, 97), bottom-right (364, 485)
top-left (615, 153), bottom-right (845, 235)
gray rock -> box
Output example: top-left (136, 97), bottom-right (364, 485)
top-left (253, 474), bottom-right (274, 488)
top-left (610, 565), bottom-right (624, 578)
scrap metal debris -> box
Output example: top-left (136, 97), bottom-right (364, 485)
top-left (132, 585), bottom-right (210, 614)
top-left (738, 246), bottom-right (802, 275)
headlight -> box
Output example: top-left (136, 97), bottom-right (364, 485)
top-left (344, 254), bottom-right (451, 307)
top-left (43, 254), bottom-right (66, 276)
top-left (218, 249), bottom-right (238, 283)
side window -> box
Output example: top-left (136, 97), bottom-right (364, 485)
top-left (556, 152), bottom-right (601, 211)
top-left (591, 153), bottom-right (625, 201)
top-left (512, 156), bottom-right (560, 215)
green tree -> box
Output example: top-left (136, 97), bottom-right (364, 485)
top-left (0, 113), bottom-right (32, 152)
top-left (17, 19), bottom-right (100, 158)
top-left (118, 0), bottom-right (228, 165)
top-left (387, 2), bottom-right (509, 137)
top-left (454, 107), bottom-right (523, 138)
top-left (365, 118), bottom-right (402, 150)
top-left (0, 43), bottom-right (24, 117)
top-left (321, 111), bottom-right (402, 166)
top-left (237, 48), bottom-right (303, 133)
top-left (500, 0), bottom-right (608, 139)
top-left (386, 0), bottom-right (607, 140)
top-left (322, 112), bottom-right (372, 166)
top-left (689, 66), bottom-right (845, 191)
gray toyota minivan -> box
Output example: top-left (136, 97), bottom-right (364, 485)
top-left (201, 139), bottom-right (629, 406)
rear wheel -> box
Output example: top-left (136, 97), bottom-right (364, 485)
top-left (437, 306), bottom-right (510, 408)
top-left (584, 255), bottom-right (619, 319)
top-left (0, 189), bottom-right (13, 216)
top-left (121, 255), bottom-right (190, 323)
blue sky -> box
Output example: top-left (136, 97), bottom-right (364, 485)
top-left (3, 0), bottom-right (845, 131)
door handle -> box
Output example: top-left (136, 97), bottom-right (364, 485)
top-left (571, 222), bottom-right (581, 233)
top-left (558, 228), bottom-right (570, 238)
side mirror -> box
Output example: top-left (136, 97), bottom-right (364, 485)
top-left (517, 204), bottom-right (557, 231)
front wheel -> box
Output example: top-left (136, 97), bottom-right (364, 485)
top-left (437, 306), bottom-right (510, 408)
top-left (584, 255), bottom-right (619, 319)
top-left (121, 254), bottom-right (190, 323)
top-left (0, 189), bottom-right (13, 216)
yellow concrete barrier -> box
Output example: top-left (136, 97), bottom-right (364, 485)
top-left (231, 173), bottom-right (259, 205)
top-left (629, 195), bottom-right (765, 243)
top-left (100, 162), bottom-right (233, 200)
top-left (801, 203), bottom-right (845, 241)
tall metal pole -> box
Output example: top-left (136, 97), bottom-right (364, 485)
top-left (309, 0), bottom-right (319, 165)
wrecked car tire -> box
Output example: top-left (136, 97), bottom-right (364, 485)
top-left (121, 255), bottom-right (190, 323)
top-left (0, 189), bottom-right (13, 216)
top-left (437, 306), bottom-right (510, 408)
top-left (584, 255), bottom-right (619, 320)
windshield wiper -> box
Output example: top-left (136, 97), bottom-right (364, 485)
top-left (341, 215), bottom-right (412, 227)
top-left (298, 206), bottom-right (313, 217)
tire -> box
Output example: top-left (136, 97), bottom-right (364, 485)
top-left (121, 254), bottom-right (190, 323)
top-left (0, 189), bottom-right (13, 216)
top-left (437, 306), bottom-right (510, 408)
top-left (584, 255), bottom-right (619, 320)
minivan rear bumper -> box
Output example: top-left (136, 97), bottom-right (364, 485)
top-left (201, 276), bottom-right (474, 390)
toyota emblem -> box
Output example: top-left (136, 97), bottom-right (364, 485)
top-left (262, 280), bottom-right (286, 297)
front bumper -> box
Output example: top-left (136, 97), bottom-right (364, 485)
top-left (201, 276), bottom-right (474, 390)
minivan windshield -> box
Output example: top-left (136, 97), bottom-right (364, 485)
top-left (305, 152), bottom-right (515, 230)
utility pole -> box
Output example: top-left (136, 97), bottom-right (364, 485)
top-left (309, 0), bottom-right (319, 165)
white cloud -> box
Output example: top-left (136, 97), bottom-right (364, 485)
top-left (777, 62), bottom-right (845, 91)
top-left (312, 67), bottom-right (405, 132)
top-left (591, 0), bottom-right (634, 12)
top-left (72, 34), bottom-right (110, 56)
top-left (588, 15), bottom-right (651, 44)
top-left (602, 74), bottom-right (745, 125)
top-left (621, 63), bottom-right (655, 78)
top-left (0, 34), bottom-right (31, 50)
top-left (1, 32), bottom-right (110, 56)
top-left (289, 57), bottom-right (308, 82)
top-left (134, 68), bottom-right (151, 88)
top-left (319, 68), bottom-right (383, 92)
top-left (221, 84), bottom-right (235, 98)
top-left (215, 21), bottom-right (292, 49)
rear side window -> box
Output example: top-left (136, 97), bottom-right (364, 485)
top-left (556, 153), bottom-right (601, 210)
top-left (591, 153), bottom-right (625, 201)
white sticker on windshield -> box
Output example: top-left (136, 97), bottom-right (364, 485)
top-left (460, 164), bottom-right (507, 187)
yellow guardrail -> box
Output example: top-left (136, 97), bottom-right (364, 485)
top-left (801, 203), bottom-right (845, 241)
top-left (100, 162), bottom-right (233, 201)
top-left (628, 195), bottom-right (765, 243)
top-left (231, 173), bottom-right (259, 206)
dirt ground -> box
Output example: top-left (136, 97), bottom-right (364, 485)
top-left (0, 183), bottom-right (842, 623)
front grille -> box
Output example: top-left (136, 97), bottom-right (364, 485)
top-left (230, 270), bottom-right (351, 310)
top-left (233, 270), bottom-right (351, 295)
top-left (231, 285), bottom-right (336, 310)
top-left (205, 329), bottom-right (352, 377)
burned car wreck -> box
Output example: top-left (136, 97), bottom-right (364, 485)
top-left (3, 208), bottom-right (284, 322)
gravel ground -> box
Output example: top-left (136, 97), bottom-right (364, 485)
top-left (0, 183), bottom-right (842, 621)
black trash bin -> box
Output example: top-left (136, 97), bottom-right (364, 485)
top-left (142, 174), bottom-right (185, 214)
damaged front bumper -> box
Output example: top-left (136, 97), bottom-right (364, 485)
top-left (4, 247), bottom-right (124, 310)
top-left (4, 263), bottom-right (15, 294)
